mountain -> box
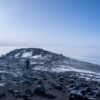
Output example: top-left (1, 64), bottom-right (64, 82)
top-left (0, 48), bottom-right (100, 73)
top-left (0, 48), bottom-right (100, 100)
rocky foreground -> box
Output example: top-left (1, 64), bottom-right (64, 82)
top-left (0, 69), bottom-right (100, 100)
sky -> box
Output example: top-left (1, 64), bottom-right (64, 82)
top-left (0, 0), bottom-right (100, 64)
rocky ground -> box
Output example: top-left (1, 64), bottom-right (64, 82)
top-left (0, 48), bottom-right (100, 100)
top-left (0, 69), bottom-right (100, 100)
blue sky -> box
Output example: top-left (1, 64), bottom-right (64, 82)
top-left (0, 0), bottom-right (100, 64)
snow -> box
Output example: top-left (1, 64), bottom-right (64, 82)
top-left (0, 83), bottom-right (5, 87)
top-left (30, 62), bottom-right (38, 64)
top-left (51, 67), bottom-right (72, 72)
top-left (34, 66), bottom-right (48, 71)
top-left (39, 54), bottom-right (52, 60)
top-left (33, 65), bottom-right (100, 76)
top-left (0, 70), bottom-right (7, 73)
top-left (31, 54), bottom-right (51, 59)
top-left (39, 62), bottom-right (44, 64)
top-left (51, 65), bottom-right (100, 81)
top-left (15, 53), bottom-right (20, 57)
top-left (22, 52), bottom-right (32, 57)
top-left (31, 55), bottom-right (42, 59)
top-left (33, 65), bottom-right (100, 81)
top-left (52, 65), bottom-right (100, 75)
top-left (70, 90), bottom-right (82, 95)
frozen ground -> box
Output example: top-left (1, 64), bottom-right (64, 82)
top-left (0, 48), bottom-right (100, 100)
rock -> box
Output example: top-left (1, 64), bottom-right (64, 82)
top-left (81, 90), bottom-right (87, 96)
top-left (83, 96), bottom-right (89, 100)
top-left (8, 89), bottom-right (15, 94)
top-left (0, 93), bottom-right (6, 98)
top-left (86, 87), bottom-right (92, 93)
top-left (34, 87), bottom-right (45, 96)
top-left (22, 80), bottom-right (32, 86)
top-left (25, 89), bottom-right (33, 97)
top-left (69, 90), bottom-right (82, 100)
top-left (52, 83), bottom-right (63, 91)
top-left (22, 94), bottom-right (31, 100)
top-left (32, 77), bottom-right (38, 81)
top-left (8, 89), bottom-right (22, 98)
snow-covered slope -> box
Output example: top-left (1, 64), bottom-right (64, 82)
top-left (0, 48), bottom-right (100, 100)
top-left (0, 48), bottom-right (100, 74)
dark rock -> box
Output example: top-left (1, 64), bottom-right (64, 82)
top-left (34, 87), bottom-right (45, 96)
top-left (52, 83), bottom-right (63, 91)
top-left (81, 90), bottom-right (87, 96)
top-left (22, 80), bottom-right (32, 86)
top-left (86, 87), bottom-right (92, 93)
top-left (8, 89), bottom-right (22, 98)
top-left (83, 96), bottom-right (89, 100)
top-left (22, 94), bottom-right (31, 100)
top-left (0, 93), bottom-right (6, 98)
top-left (25, 89), bottom-right (33, 97)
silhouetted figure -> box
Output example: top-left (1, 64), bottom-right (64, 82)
top-left (25, 59), bottom-right (30, 69)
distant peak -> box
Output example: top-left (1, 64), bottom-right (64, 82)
top-left (3, 48), bottom-right (57, 59)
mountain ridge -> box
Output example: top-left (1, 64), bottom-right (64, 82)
top-left (0, 48), bottom-right (100, 73)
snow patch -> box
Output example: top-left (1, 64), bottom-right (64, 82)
top-left (0, 70), bottom-right (7, 73)
top-left (30, 62), bottom-right (38, 64)
top-left (0, 83), bottom-right (6, 87)
top-left (51, 65), bottom-right (100, 81)
top-left (15, 53), bottom-right (20, 57)
top-left (33, 65), bottom-right (100, 81)
top-left (22, 52), bottom-right (32, 57)
top-left (53, 65), bottom-right (100, 75)
top-left (34, 66), bottom-right (48, 71)
top-left (31, 55), bottom-right (42, 59)
top-left (37, 54), bottom-right (52, 60)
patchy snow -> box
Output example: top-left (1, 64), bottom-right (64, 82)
top-left (52, 65), bottom-right (100, 75)
top-left (22, 52), bottom-right (32, 57)
top-left (39, 62), bottom-right (44, 64)
top-left (34, 66), bottom-right (48, 71)
top-left (0, 83), bottom-right (6, 87)
top-left (51, 65), bottom-right (100, 81)
top-left (51, 67), bottom-right (72, 72)
top-left (35, 54), bottom-right (52, 59)
top-left (30, 61), bottom-right (44, 65)
top-left (33, 65), bottom-right (100, 81)
top-left (39, 54), bottom-right (52, 60)
top-left (33, 65), bottom-right (100, 76)
top-left (15, 53), bottom-right (20, 57)
top-left (0, 70), bottom-right (7, 73)
top-left (70, 90), bottom-right (82, 96)
top-left (30, 62), bottom-right (38, 64)
top-left (31, 55), bottom-right (42, 59)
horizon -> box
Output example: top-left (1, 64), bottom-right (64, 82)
top-left (0, 0), bottom-right (100, 65)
